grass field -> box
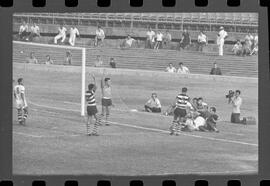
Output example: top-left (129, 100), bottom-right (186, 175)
top-left (13, 63), bottom-right (258, 175)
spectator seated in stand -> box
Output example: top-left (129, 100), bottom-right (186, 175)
top-left (154, 31), bottom-right (163, 50)
top-left (210, 62), bottom-right (222, 75)
top-left (242, 37), bottom-right (252, 56)
top-left (28, 23), bottom-right (40, 41)
top-left (18, 21), bottom-right (30, 41)
top-left (163, 30), bottom-right (172, 48)
top-left (109, 57), bottom-right (116, 68)
top-left (26, 52), bottom-right (38, 64)
top-left (144, 93), bottom-right (162, 113)
top-left (197, 31), bottom-right (207, 52)
top-left (120, 35), bottom-right (136, 49)
top-left (250, 34), bottom-right (258, 55)
top-left (177, 62), bottom-right (190, 74)
top-left (179, 29), bottom-right (191, 50)
top-left (65, 51), bottom-right (72, 65)
top-left (45, 55), bottom-right (54, 65)
top-left (94, 55), bottom-right (103, 67)
top-left (165, 63), bottom-right (176, 73)
top-left (232, 40), bottom-right (243, 56)
top-left (94, 26), bottom-right (105, 47)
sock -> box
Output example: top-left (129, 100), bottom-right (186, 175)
top-left (105, 114), bottom-right (110, 125)
top-left (17, 109), bottom-right (23, 123)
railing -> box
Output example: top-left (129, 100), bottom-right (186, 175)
top-left (14, 13), bottom-right (258, 26)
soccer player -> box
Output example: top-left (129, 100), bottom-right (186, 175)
top-left (13, 78), bottom-right (28, 125)
top-left (100, 70), bottom-right (112, 126)
top-left (54, 24), bottom-right (67, 44)
top-left (68, 26), bottom-right (80, 46)
top-left (85, 74), bottom-right (101, 136)
top-left (169, 87), bottom-right (190, 136)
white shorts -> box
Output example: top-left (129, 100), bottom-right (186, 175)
top-left (194, 116), bottom-right (206, 129)
top-left (15, 100), bottom-right (24, 109)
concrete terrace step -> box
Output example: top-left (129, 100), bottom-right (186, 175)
top-left (13, 41), bottom-right (258, 78)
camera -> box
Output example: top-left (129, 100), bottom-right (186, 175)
top-left (226, 90), bottom-right (235, 99)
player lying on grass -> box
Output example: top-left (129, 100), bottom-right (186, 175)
top-left (169, 87), bottom-right (190, 136)
top-left (100, 69), bottom-right (113, 126)
top-left (144, 93), bottom-right (162, 113)
top-left (13, 78), bottom-right (28, 125)
top-left (85, 74), bottom-right (101, 136)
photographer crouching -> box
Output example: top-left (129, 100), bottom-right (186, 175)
top-left (226, 90), bottom-right (244, 123)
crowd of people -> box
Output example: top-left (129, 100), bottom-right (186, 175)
top-left (232, 32), bottom-right (258, 56)
top-left (18, 21), bottom-right (258, 57)
top-left (143, 89), bottom-right (220, 133)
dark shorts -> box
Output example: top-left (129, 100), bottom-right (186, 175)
top-left (102, 98), bottom-right (112, 107)
top-left (87, 106), bottom-right (98, 116)
top-left (174, 108), bottom-right (187, 118)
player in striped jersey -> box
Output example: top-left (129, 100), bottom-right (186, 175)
top-left (100, 69), bottom-right (113, 126)
top-left (85, 74), bottom-right (101, 136)
top-left (169, 87), bottom-right (190, 135)
top-left (13, 78), bottom-right (28, 125)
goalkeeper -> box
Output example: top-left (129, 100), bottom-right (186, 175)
top-left (100, 69), bottom-right (113, 126)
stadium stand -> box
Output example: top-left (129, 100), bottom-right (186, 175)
top-left (13, 41), bottom-right (258, 77)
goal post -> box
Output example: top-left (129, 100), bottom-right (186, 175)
top-left (81, 48), bottom-right (86, 116)
top-left (13, 41), bottom-right (87, 116)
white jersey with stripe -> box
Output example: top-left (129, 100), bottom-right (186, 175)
top-left (175, 93), bottom-right (190, 109)
top-left (14, 85), bottom-right (27, 107)
top-left (85, 90), bottom-right (96, 106)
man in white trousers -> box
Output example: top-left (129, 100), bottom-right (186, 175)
top-left (54, 24), bottom-right (67, 44)
top-left (217, 26), bottom-right (228, 56)
top-left (69, 26), bottom-right (80, 46)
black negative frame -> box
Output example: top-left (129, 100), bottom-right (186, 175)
top-left (0, 0), bottom-right (269, 185)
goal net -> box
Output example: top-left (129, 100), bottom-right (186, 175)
top-left (13, 41), bottom-right (132, 117)
top-left (13, 41), bottom-right (87, 116)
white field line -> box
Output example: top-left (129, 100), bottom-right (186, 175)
top-left (28, 101), bottom-right (258, 147)
top-left (13, 132), bottom-right (43, 138)
top-left (13, 132), bottom-right (81, 138)
top-left (63, 100), bottom-right (245, 136)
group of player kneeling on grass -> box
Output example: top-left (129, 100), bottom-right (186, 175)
top-left (144, 88), bottom-right (219, 135)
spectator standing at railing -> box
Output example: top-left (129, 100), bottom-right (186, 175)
top-left (163, 30), bottom-right (172, 48)
top-left (54, 24), bottom-right (67, 44)
top-left (19, 21), bottom-right (29, 41)
top-left (69, 26), bottom-right (80, 46)
top-left (145, 27), bottom-right (155, 49)
top-left (94, 26), bottom-right (105, 47)
top-left (245, 32), bottom-right (254, 48)
top-left (177, 62), bottom-right (190, 74)
top-left (179, 29), bottom-right (191, 50)
top-left (154, 31), bottom-right (163, 50)
top-left (217, 26), bottom-right (228, 56)
top-left (210, 62), bottom-right (222, 75)
top-left (197, 31), bottom-right (207, 52)
top-left (28, 23), bottom-right (40, 41)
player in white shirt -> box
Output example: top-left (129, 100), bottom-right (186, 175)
top-left (154, 31), bottom-right (163, 50)
top-left (177, 62), bottom-right (190, 74)
top-left (197, 31), bottom-right (207, 51)
top-left (54, 24), bottom-right (67, 44)
top-left (94, 26), bottom-right (105, 46)
top-left (19, 21), bottom-right (29, 40)
top-left (13, 78), bottom-right (28, 125)
top-left (68, 26), bottom-right (80, 46)
top-left (146, 27), bottom-right (155, 49)
top-left (217, 26), bottom-right (228, 56)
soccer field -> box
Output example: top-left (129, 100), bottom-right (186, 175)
top-left (13, 63), bottom-right (258, 175)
